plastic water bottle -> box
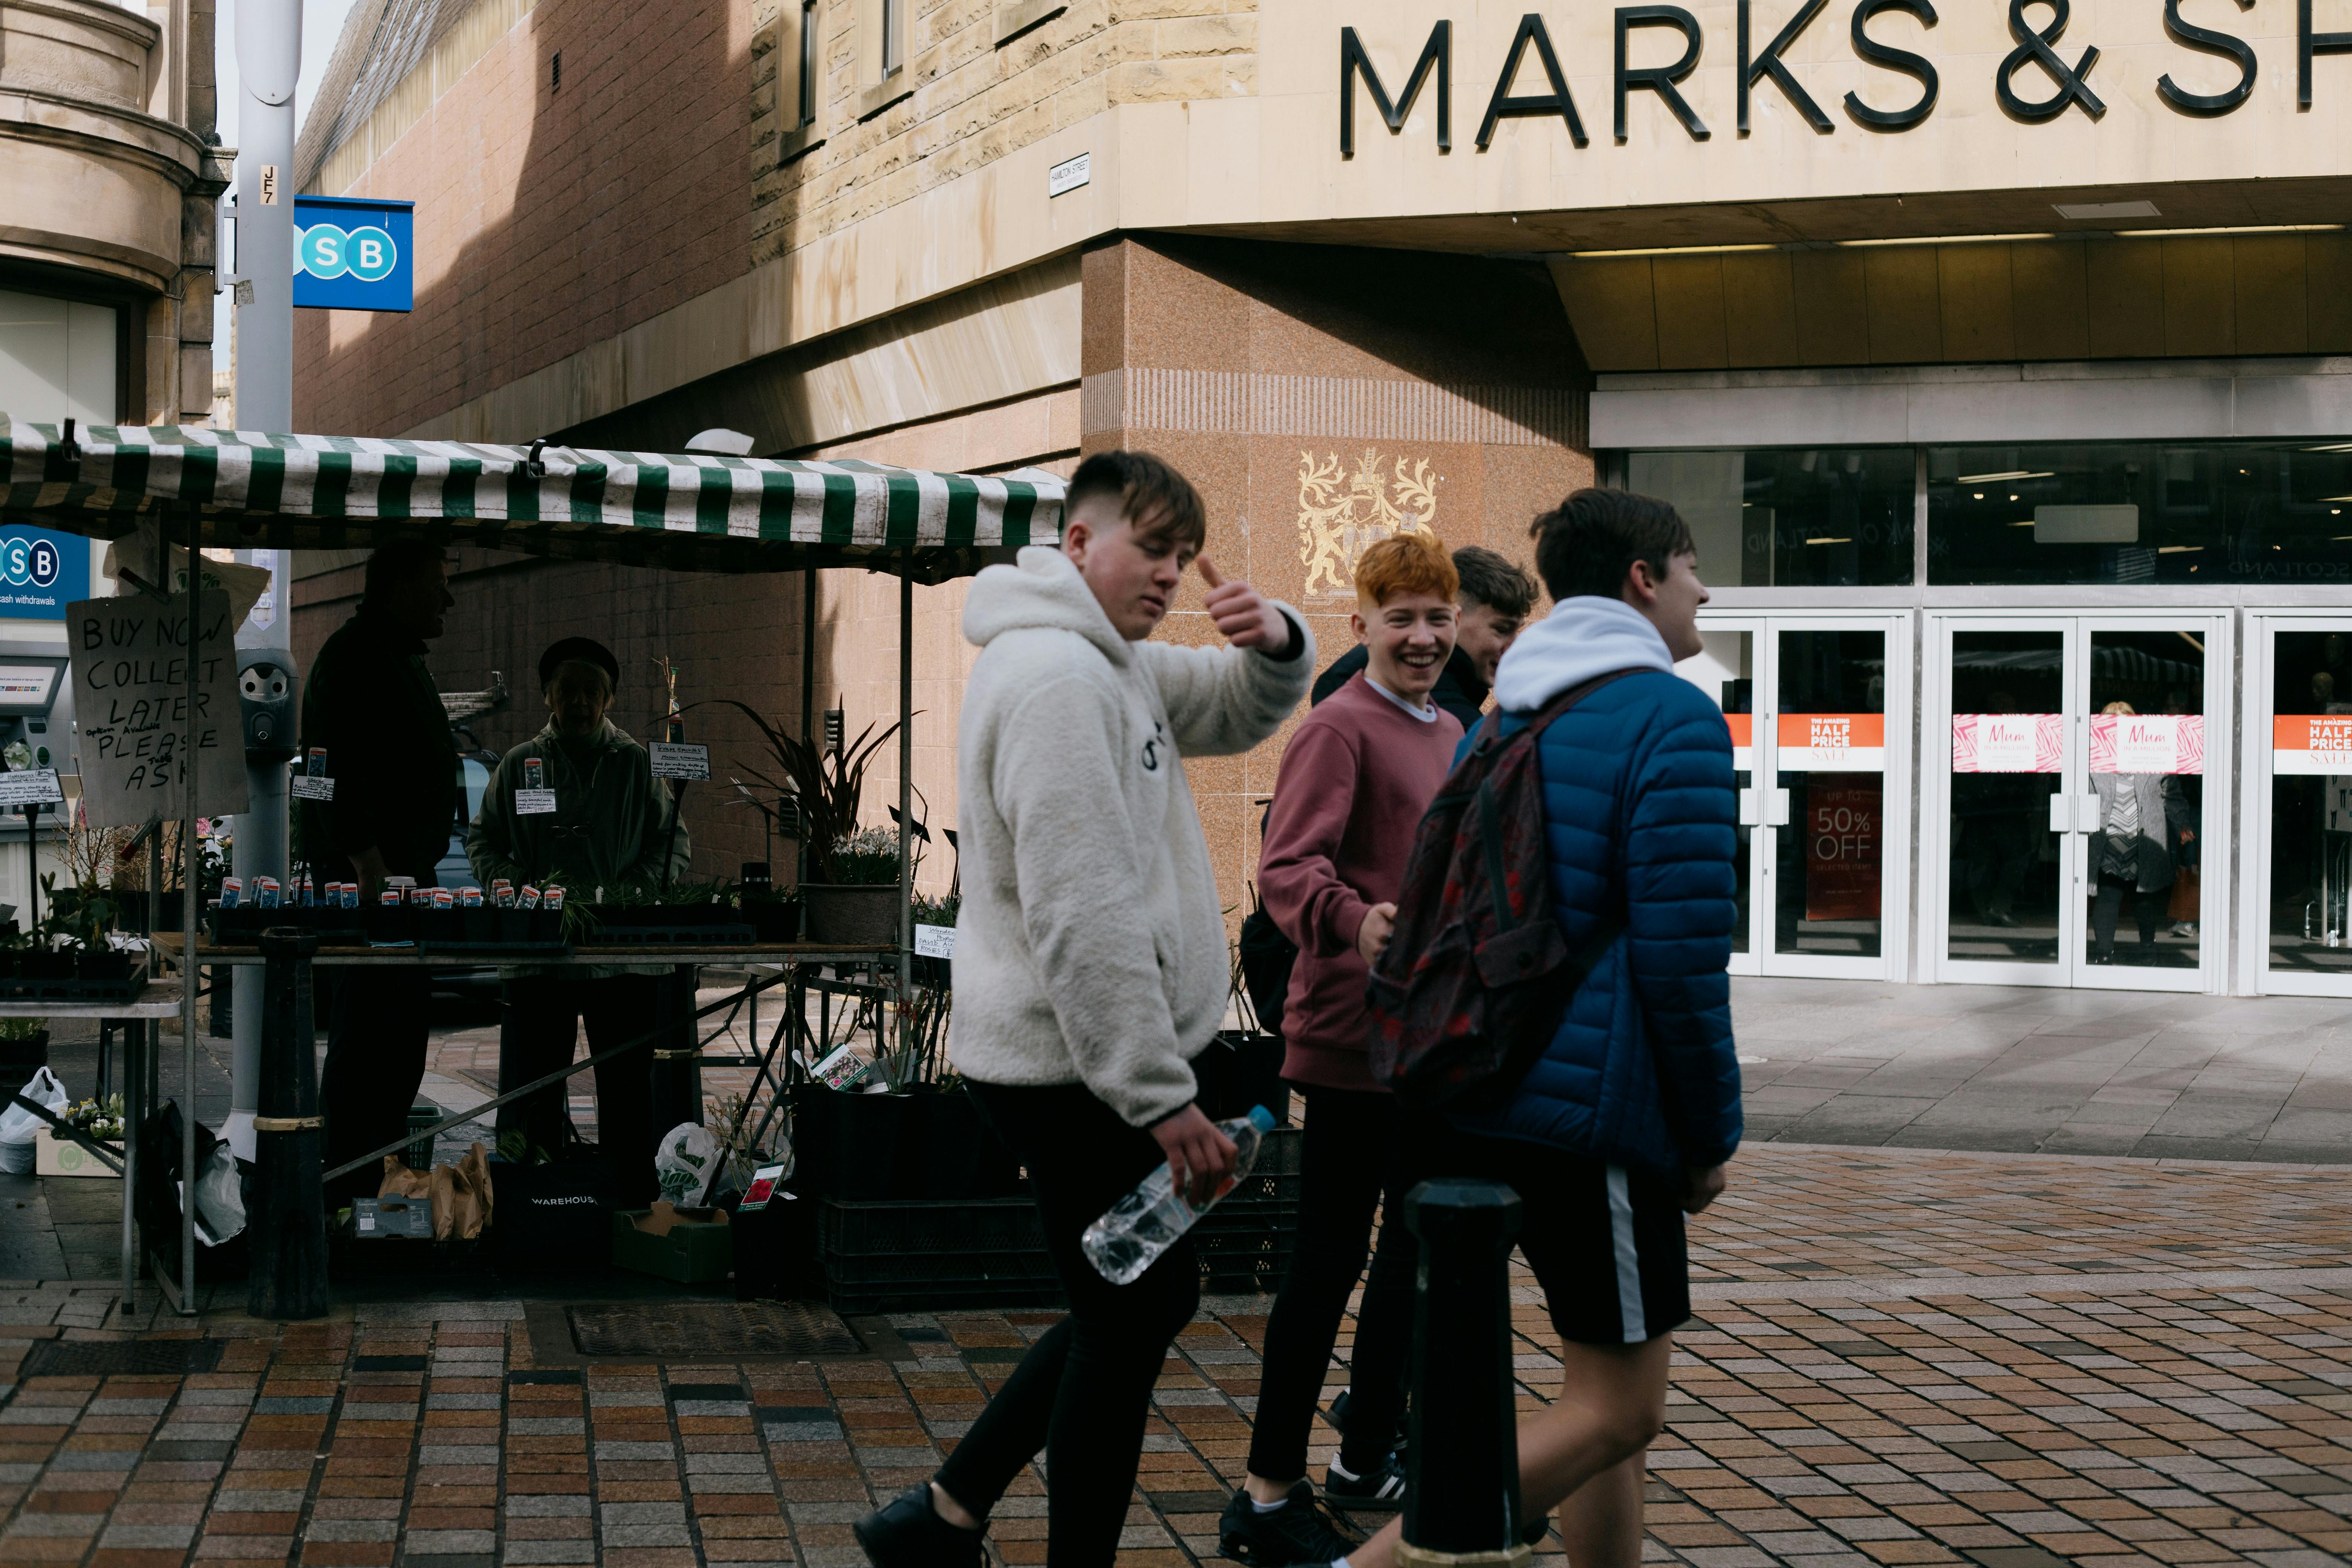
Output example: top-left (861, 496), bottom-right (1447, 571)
top-left (1082, 1105), bottom-right (1278, 1285)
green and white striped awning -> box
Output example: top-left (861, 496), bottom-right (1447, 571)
top-left (0, 416), bottom-right (1065, 580)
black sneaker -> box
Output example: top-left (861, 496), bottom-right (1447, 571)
top-left (1323, 1453), bottom-right (1406, 1508)
top-left (1327, 1389), bottom-right (1409, 1470)
top-left (1219, 1480), bottom-right (1366, 1565)
top-left (853, 1484), bottom-right (985, 1568)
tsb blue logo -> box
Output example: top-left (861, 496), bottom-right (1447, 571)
top-left (296, 223), bottom-right (398, 282)
top-left (1, 536), bottom-right (61, 589)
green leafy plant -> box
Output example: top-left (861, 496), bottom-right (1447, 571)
top-left (0, 1017), bottom-right (46, 1041)
top-left (912, 891), bottom-right (960, 927)
top-left (716, 699), bottom-right (905, 884)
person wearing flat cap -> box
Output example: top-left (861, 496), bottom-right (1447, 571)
top-left (467, 637), bottom-right (690, 1203)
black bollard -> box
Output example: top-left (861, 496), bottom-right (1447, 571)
top-left (248, 927), bottom-right (328, 1319)
top-left (1401, 1178), bottom-right (1528, 1567)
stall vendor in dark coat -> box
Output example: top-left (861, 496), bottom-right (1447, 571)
top-left (299, 542), bottom-right (459, 1207)
top-left (467, 637), bottom-right (690, 1205)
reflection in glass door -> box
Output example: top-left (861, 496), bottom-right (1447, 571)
top-left (2248, 619), bottom-right (2352, 995)
top-left (1774, 630), bottom-right (1888, 963)
top-left (2082, 630), bottom-right (2206, 974)
top-left (1932, 616), bottom-right (2222, 990)
top-left (1944, 629), bottom-right (2067, 970)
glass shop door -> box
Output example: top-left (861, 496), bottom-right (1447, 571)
top-left (1928, 613), bottom-right (2225, 991)
top-left (1684, 613), bottom-right (1912, 980)
top-left (2245, 615), bottom-right (2352, 996)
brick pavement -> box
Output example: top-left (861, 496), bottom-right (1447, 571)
top-left (5, 1146), bottom-right (2349, 1568)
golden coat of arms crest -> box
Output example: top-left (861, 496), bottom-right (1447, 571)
top-left (1297, 447), bottom-right (1441, 597)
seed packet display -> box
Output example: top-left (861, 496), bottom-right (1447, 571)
top-left (299, 876), bottom-right (315, 907)
top-left (219, 877), bottom-right (243, 909)
top-left (430, 888), bottom-right (455, 910)
top-left (378, 887), bottom-right (403, 906)
top-left (523, 757), bottom-right (544, 790)
top-left (254, 877), bottom-right (281, 909)
top-left (543, 887), bottom-right (566, 911)
top-left (519, 885), bottom-right (542, 910)
top-left (492, 879), bottom-right (515, 908)
top-left (459, 887), bottom-right (484, 908)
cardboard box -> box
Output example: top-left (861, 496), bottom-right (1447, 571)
top-left (611, 1202), bottom-right (733, 1283)
top-left (35, 1128), bottom-right (121, 1178)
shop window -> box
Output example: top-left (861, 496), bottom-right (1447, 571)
top-left (853, 0), bottom-right (911, 118)
top-left (1926, 443), bottom-right (2352, 586)
top-left (1628, 449), bottom-right (1914, 588)
top-left (0, 288), bottom-right (117, 426)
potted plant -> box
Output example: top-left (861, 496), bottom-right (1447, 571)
top-left (802, 827), bottom-right (904, 944)
top-left (718, 699), bottom-right (905, 943)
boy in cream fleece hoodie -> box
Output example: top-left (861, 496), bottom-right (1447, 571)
top-left (855, 451), bottom-right (1314, 1568)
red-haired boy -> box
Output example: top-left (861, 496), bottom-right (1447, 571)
top-left (1225, 531), bottom-right (1465, 1559)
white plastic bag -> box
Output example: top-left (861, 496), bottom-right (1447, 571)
top-left (654, 1122), bottom-right (720, 1203)
top-left (0, 1066), bottom-right (65, 1144)
top-left (182, 1143), bottom-right (247, 1247)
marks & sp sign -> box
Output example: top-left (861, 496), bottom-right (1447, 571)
top-left (1337, 0), bottom-right (2350, 153)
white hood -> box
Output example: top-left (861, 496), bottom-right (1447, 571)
top-left (1493, 596), bottom-right (1674, 712)
top-left (962, 544), bottom-right (1130, 665)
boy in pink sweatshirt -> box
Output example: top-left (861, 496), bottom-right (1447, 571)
top-left (1224, 531), bottom-right (1471, 1558)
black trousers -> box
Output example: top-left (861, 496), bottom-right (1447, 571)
top-left (319, 967), bottom-right (434, 1208)
top-left (936, 1081), bottom-right (1200, 1567)
top-left (2092, 873), bottom-right (2161, 956)
top-left (497, 974), bottom-right (661, 1207)
top-left (1246, 1084), bottom-right (1416, 1481)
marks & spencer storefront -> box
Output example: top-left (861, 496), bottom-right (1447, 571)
top-left (1285, 0), bottom-right (2352, 995)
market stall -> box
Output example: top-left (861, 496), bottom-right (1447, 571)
top-left (1, 413), bottom-right (1066, 1311)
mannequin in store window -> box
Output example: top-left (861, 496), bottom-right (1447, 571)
top-left (2090, 701), bottom-right (2176, 964)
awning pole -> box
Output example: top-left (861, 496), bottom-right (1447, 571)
top-left (180, 505), bottom-right (199, 1314)
top-left (896, 569), bottom-right (912, 1078)
top-left (801, 570), bottom-right (815, 888)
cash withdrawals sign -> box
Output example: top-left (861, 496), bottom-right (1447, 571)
top-left (69, 593), bottom-right (249, 828)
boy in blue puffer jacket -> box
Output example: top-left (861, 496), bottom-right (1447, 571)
top-left (1322, 489), bottom-right (1742, 1568)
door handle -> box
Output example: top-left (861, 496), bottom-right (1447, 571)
top-left (1766, 788), bottom-right (1792, 827)
top-left (2078, 794), bottom-right (2101, 832)
top-left (1738, 787), bottom-right (1760, 827)
top-left (2049, 794), bottom-right (2073, 834)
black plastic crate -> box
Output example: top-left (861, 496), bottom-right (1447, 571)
top-left (816, 1128), bottom-right (1303, 1313)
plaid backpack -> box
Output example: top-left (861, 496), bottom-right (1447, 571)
top-left (1367, 670), bottom-right (1640, 1109)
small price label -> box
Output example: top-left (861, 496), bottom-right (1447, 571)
top-left (914, 923), bottom-right (956, 959)
top-left (291, 775), bottom-right (335, 801)
top-left (515, 788), bottom-right (557, 815)
top-left (0, 769), bottom-right (64, 807)
top-left (649, 742), bottom-right (710, 780)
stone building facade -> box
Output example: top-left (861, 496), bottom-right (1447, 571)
top-left (289, 0), bottom-right (2352, 998)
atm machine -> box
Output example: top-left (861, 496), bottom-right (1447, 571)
top-left (0, 651), bottom-right (72, 923)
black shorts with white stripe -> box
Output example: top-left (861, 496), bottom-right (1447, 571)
top-left (1414, 1127), bottom-right (1691, 1346)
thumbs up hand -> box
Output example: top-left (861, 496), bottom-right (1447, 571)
top-left (1196, 558), bottom-right (1289, 652)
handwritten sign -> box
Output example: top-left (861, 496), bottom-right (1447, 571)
top-left (290, 775), bottom-right (335, 801)
top-left (914, 923), bottom-right (956, 959)
top-left (649, 742), bottom-right (710, 780)
top-left (0, 769), bottom-right (64, 808)
top-left (514, 788), bottom-right (556, 815)
top-left (69, 593), bottom-right (248, 828)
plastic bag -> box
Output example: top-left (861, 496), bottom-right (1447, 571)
top-left (185, 1143), bottom-right (246, 1247)
top-left (655, 1122), bottom-right (720, 1202)
top-left (0, 1066), bottom-right (66, 1144)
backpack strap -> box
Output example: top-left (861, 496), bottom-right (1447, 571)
top-left (1472, 666), bottom-right (1648, 939)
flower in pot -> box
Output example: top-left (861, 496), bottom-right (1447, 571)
top-left (801, 826), bottom-right (904, 945)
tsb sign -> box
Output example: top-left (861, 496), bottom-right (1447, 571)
top-left (290, 194), bottom-right (415, 313)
